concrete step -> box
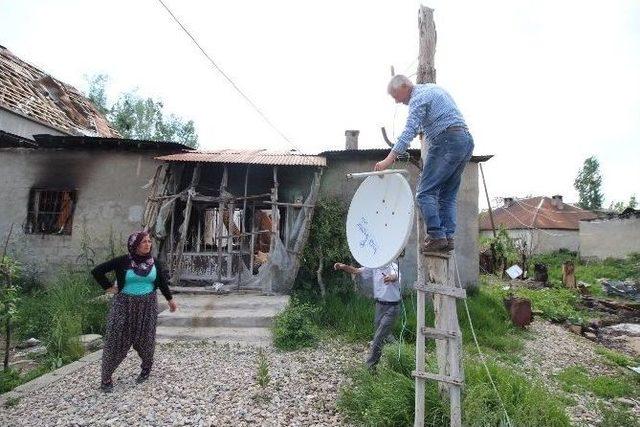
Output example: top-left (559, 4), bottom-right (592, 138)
top-left (158, 308), bottom-right (279, 328)
top-left (156, 326), bottom-right (272, 346)
top-left (169, 293), bottom-right (289, 311)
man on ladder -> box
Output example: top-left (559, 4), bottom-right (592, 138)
top-left (374, 75), bottom-right (474, 253)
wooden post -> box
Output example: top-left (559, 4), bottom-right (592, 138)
top-left (226, 202), bottom-right (235, 279)
top-left (562, 261), bottom-right (576, 289)
top-left (217, 166), bottom-right (228, 283)
top-left (238, 166), bottom-right (250, 289)
top-left (479, 163), bottom-right (497, 238)
top-left (415, 5), bottom-right (436, 427)
top-left (249, 204), bottom-right (256, 275)
top-left (172, 163), bottom-right (201, 285)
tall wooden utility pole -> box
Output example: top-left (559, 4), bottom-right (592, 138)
top-left (413, 6), bottom-right (465, 427)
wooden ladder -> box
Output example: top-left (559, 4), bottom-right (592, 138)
top-left (413, 251), bottom-right (465, 427)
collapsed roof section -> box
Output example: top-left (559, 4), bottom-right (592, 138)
top-left (0, 45), bottom-right (119, 137)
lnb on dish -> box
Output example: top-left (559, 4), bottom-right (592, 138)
top-left (345, 171), bottom-right (414, 268)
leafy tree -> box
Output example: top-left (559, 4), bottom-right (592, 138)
top-left (85, 74), bottom-right (198, 148)
top-left (628, 195), bottom-right (637, 210)
top-left (574, 156), bottom-right (603, 210)
top-left (608, 194), bottom-right (638, 213)
top-left (301, 198), bottom-right (351, 298)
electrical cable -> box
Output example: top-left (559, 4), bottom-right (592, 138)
top-left (155, 0), bottom-right (294, 147)
top-left (452, 252), bottom-right (513, 427)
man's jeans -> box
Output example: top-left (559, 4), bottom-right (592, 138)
top-left (416, 129), bottom-right (474, 240)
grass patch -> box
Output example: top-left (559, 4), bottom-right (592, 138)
top-left (339, 342), bottom-right (570, 427)
top-left (595, 346), bottom-right (638, 367)
top-left (272, 299), bottom-right (319, 351)
top-left (529, 251), bottom-right (640, 294)
top-left (556, 366), bottom-right (639, 399)
top-left (483, 275), bottom-right (586, 324)
top-left (599, 403), bottom-right (640, 427)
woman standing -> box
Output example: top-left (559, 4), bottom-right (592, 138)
top-left (91, 231), bottom-right (177, 393)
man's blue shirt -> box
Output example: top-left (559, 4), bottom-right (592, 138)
top-left (392, 84), bottom-right (467, 155)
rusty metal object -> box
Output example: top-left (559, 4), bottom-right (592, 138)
top-left (504, 296), bottom-right (533, 328)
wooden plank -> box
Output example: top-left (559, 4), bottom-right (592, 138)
top-left (171, 163), bottom-right (201, 285)
top-left (448, 335), bottom-right (463, 427)
top-left (420, 327), bottom-right (459, 339)
top-left (412, 371), bottom-right (463, 387)
top-left (421, 251), bottom-right (452, 259)
top-left (217, 166), bottom-right (228, 283)
top-left (414, 283), bottom-right (466, 299)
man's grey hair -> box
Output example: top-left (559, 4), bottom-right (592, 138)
top-left (387, 74), bottom-right (413, 92)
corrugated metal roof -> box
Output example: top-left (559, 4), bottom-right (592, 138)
top-left (479, 196), bottom-right (598, 231)
top-left (0, 46), bottom-right (119, 138)
top-left (156, 149), bottom-right (326, 167)
top-left (320, 148), bottom-right (492, 163)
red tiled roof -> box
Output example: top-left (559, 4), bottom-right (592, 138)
top-left (156, 149), bottom-right (326, 167)
top-left (0, 46), bottom-right (119, 137)
top-left (479, 196), bottom-right (598, 231)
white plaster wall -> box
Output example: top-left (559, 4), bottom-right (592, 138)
top-left (580, 217), bottom-right (640, 259)
top-left (480, 228), bottom-right (579, 254)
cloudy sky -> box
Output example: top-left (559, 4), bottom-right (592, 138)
top-left (1, 0), bottom-right (638, 208)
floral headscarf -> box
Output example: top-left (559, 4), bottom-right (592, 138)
top-left (127, 231), bottom-right (155, 276)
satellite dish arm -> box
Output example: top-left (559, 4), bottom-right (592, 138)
top-left (380, 127), bottom-right (421, 169)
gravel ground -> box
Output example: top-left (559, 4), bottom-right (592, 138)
top-left (519, 320), bottom-right (639, 426)
top-left (1, 340), bottom-right (365, 426)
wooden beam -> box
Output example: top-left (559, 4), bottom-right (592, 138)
top-left (172, 163), bottom-right (201, 285)
top-left (217, 165), bottom-right (228, 282)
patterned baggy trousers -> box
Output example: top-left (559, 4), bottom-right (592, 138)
top-left (101, 292), bottom-right (158, 384)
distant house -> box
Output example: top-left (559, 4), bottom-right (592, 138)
top-left (479, 195), bottom-right (598, 253)
top-left (0, 45), bottom-right (190, 278)
top-left (580, 208), bottom-right (640, 260)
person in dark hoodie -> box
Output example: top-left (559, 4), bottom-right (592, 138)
top-left (91, 231), bottom-right (177, 393)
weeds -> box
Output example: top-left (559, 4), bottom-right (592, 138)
top-left (256, 349), bottom-right (270, 388)
top-left (339, 342), bottom-right (570, 427)
top-left (272, 299), bottom-right (319, 350)
top-left (596, 346), bottom-right (637, 367)
top-left (3, 396), bottom-right (20, 408)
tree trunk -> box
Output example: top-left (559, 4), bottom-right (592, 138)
top-left (3, 317), bottom-right (10, 371)
top-left (317, 247), bottom-right (326, 299)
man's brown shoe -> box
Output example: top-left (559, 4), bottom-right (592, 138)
top-left (446, 237), bottom-right (455, 252)
top-left (422, 238), bottom-right (448, 253)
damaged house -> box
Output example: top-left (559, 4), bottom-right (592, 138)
top-left (143, 151), bottom-right (325, 294)
top-left (0, 45), bottom-right (190, 276)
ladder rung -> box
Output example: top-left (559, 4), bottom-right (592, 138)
top-left (412, 370), bottom-right (463, 386)
top-left (420, 326), bottom-right (459, 339)
top-left (421, 251), bottom-right (451, 259)
top-left (414, 282), bottom-right (466, 299)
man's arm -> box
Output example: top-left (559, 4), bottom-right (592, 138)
top-left (374, 99), bottom-right (427, 171)
top-left (334, 262), bottom-right (363, 275)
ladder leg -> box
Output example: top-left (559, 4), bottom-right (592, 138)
top-left (448, 336), bottom-right (462, 427)
top-left (414, 290), bottom-right (426, 427)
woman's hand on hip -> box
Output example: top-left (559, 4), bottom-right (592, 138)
top-left (106, 284), bottom-right (118, 294)
top-left (168, 300), bottom-right (178, 312)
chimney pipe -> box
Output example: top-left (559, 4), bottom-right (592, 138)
top-left (551, 195), bottom-right (563, 209)
top-left (345, 130), bottom-right (359, 150)
top-left (503, 197), bottom-right (514, 207)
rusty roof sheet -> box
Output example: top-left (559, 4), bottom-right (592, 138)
top-left (156, 149), bottom-right (326, 167)
top-left (0, 46), bottom-right (119, 138)
top-left (479, 196), bottom-right (599, 231)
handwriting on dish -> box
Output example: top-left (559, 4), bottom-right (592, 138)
top-left (356, 217), bottom-right (378, 254)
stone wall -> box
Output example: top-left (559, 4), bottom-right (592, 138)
top-left (0, 148), bottom-right (163, 280)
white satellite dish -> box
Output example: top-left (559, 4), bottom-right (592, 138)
top-left (346, 172), bottom-right (414, 268)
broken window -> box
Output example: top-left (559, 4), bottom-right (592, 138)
top-left (26, 189), bottom-right (76, 235)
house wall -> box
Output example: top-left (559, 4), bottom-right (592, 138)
top-left (320, 156), bottom-right (479, 289)
top-left (0, 147), bottom-right (163, 281)
top-left (580, 217), bottom-right (640, 260)
top-left (480, 228), bottom-right (580, 253)
top-left (0, 108), bottom-right (66, 140)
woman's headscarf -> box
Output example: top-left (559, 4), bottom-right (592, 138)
top-left (127, 231), bottom-right (155, 276)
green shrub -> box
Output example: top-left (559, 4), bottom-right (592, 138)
top-left (272, 299), bottom-right (319, 350)
top-left (0, 369), bottom-right (21, 394)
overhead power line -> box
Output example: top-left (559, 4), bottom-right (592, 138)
top-left (155, 0), bottom-right (293, 145)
